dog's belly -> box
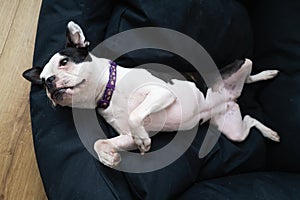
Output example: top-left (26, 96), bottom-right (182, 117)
top-left (102, 77), bottom-right (235, 134)
top-left (144, 99), bottom-right (201, 131)
top-left (143, 80), bottom-right (204, 132)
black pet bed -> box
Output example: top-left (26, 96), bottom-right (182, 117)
top-left (30, 0), bottom-right (300, 199)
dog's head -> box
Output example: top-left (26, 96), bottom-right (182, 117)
top-left (23, 21), bottom-right (99, 108)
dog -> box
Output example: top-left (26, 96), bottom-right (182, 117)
top-left (23, 21), bottom-right (280, 168)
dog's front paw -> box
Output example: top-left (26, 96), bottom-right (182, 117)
top-left (94, 140), bottom-right (121, 168)
top-left (132, 136), bottom-right (151, 155)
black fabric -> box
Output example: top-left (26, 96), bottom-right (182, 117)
top-left (252, 0), bottom-right (300, 171)
top-left (29, 0), bottom-right (300, 199)
top-left (103, 0), bottom-right (252, 70)
top-left (179, 172), bottom-right (300, 200)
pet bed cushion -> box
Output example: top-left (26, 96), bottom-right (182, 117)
top-left (29, 0), bottom-right (300, 199)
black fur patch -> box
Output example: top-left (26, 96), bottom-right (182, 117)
top-left (145, 69), bottom-right (207, 93)
top-left (59, 47), bottom-right (92, 64)
top-left (220, 59), bottom-right (246, 80)
top-left (22, 67), bottom-right (43, 85)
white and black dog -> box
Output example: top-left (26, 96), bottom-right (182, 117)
top-left (23, 21), bottom-right (280, 168)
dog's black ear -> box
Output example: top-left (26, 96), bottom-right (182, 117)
top-left (66, 21), bottom-right (90, 48)
top-left (22, 67), bottom-right (43, 85)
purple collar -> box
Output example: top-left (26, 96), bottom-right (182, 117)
top-left (97, 61), bottom-right (117, 109)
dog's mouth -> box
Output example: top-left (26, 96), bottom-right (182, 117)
top-left (51, 79), bottom-right (86, 101)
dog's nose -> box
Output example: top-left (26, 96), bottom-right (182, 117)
top-left (45, 75), bottom-right (56, 89)
top-left (46, 75), bottom-right (56, 83)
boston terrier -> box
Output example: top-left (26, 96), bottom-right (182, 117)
top-left (23, 21), bottom-right (280, 168)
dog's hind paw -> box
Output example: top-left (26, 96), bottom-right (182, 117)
top-left (262, 128), bottom-right (280, 142)
top-left (260, 70), bottom-right (279, 80)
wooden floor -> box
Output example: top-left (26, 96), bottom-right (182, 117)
top-left (0, 0), bottom-right (47, 199)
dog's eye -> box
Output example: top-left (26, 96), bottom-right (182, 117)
top-left (60, 58), bottom-right (69, 66)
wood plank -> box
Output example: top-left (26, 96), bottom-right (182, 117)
top-left (0, 0), bottom-right (20, 56)
top-left (0, 0), bottom-right (46, 199)
top-left (5, 107), bottom-right (46, 200)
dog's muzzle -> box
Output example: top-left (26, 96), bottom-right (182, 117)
top-left (49, 79), bottom-right (86, 101)
top-left (42, 75), bottom-right (56, 93)
top-left (51, 88), bottom-right (67, 101)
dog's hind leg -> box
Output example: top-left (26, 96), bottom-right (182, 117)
top-left (128, 87), bottom-right (176, 154)
top-left (215, 59), bottom-right (279, 100)
top-left (211, 102), bottom-right (280, 142)
top-left (245, 69), bottom-right (279, 83)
